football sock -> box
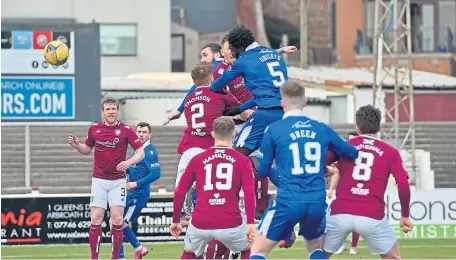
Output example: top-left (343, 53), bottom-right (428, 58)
top-left (309, 249), bottom-right (327, 259)
top-left (111, 224), bottom-right (124, 259)
top-left (180, 250), bottom-right (197, 259)
top-left (205, 239), bottom-right (217, 259)
top-left (250, 254), bottom-right (266, 259)
top-left (89, 224), bottom-right (102, 260)
top-left (352, 232), bottom-right (359, 247)
top-left (240, 249), bottom-right (251, 259)
top-left (123, 225), bottom-right (142, 249)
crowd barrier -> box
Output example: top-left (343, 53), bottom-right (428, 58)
top-left (1, 189), bottom-right (455, 245)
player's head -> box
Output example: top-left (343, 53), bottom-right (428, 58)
top-left (280, 81), bottom-right (306, 111)
top-left (200, 43), bottom-right (222, 62)
top-left (348, 131), bottom-right (359, 140)
top-left (221, 36), bottom-right (236, 65)
top-left (227, 26), bottom-right (255, 59)
top-left (355, 105), bottom-right (382, 135)
top-left (191, 62), bottom-right (214, 86)
top-left (101, 97), bottom-right (119, 125)
top-left (211, 116), bottom-right (236, 143)
top-left (136, 122), bottom-right (152, 144)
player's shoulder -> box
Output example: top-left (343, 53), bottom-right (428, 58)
top-left (89, 122), bottom-right (102, 129)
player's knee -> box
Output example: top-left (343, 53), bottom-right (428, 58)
top-left (110, 215), bottom-right (124, 225)
top-left (90, 207), bottom-right (105, 225)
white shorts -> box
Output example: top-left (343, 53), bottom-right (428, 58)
top-left (323, 214), bottom-right (397, 255)
top-left (176, 147), bottom-right (205, 188)
top-left (90, 177), bottom-right (127, 210)
top-left (185, 221), bottom-right (249, 257)
top-left (235, 123), bottom-right (259, 158)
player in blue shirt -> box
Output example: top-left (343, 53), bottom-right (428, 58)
top-left (163, 43), bottom-right (224, 126)
top-left (119, 122), bottom-right (161, 260)
top-left (249, 81), bottom-right (358, 260)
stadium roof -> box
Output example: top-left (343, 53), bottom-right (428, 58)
top-left (287, 66), bottom-right (456, 89)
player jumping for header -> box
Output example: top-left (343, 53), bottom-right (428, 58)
top-left (68, 98), bottom-right (145, 260)
top-left (323, 105), bottom-right (412, 259)
top-left (210, 26), bottom-right (289, 218)
top-left (249, 81), bottom-right (359, 259)
top-left (170, 116), bottom-right (256, 259)
top-left (119, 122), bottom-right (161, 260)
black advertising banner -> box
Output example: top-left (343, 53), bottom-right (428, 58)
top-left (1, 195), bottom-right (184, 245)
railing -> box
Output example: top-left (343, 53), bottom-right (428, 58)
top-left (1, 121), bottom-right (94, 188)
top-left (355, 26), bottom-right (455, 54)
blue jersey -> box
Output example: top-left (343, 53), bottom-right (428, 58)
top-left (210, 42), bottom-right (287, 110)
top-left (257, 110), bottom-right (358, 203)
top-left (177, 59), bottom-right (224, 113)
top-left (127, 142), bottom-right (161, 198)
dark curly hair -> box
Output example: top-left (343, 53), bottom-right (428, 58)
top-left (355, 105), bottom-right (382, 134)
top-left (227, 26), bottom-right (256, 58)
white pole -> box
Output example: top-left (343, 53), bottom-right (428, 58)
top-left (25, 125), bottom-right (31, 188)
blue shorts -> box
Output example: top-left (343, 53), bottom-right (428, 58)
top-left (123, 196), bottom-right (149, 223)
top-left (234, 108), bottom-right (284, 151)
top-left (257, 199), bottom-right (327, 242)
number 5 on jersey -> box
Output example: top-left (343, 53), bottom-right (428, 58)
top-left (267, 61), bottom-right (285, 87)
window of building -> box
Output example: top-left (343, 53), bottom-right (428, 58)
top-left (100, 24), bottom-right (137, 56)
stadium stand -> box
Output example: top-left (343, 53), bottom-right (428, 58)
top-left (1, 122), bottom-right (455, 194)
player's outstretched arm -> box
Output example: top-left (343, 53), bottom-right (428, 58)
top-left (241, 159), bottom-right (256, 237)
top-left (210, 61), bottom-right (244, 92)
top-left (129, 147), bottom-right (161, 189)
top-left (171, 160), bottom-right (195, 238)
top-left (326, 126), bottom-right (358, 160)
top-left (239, 98), bottom-right (256, 112)
top-left (277, 46), bottom-right (298, 54)
top-left (390, 149), bottom-right (412, 233)
top-left (68, 134), bottom-right (93, 155)
top-left (177, 85), bottom-right (197, 113)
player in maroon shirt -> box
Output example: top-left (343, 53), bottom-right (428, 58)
top-left (171, 117), bottom-right (256, 260)
top-left (323, 105), bottom-right (413, 259)
top-left (175, 62), bottom-right (242, 187)
top-left (68, 98), bottom-right (145, 260)
top-left (327, 132), bottom-right (360, 255)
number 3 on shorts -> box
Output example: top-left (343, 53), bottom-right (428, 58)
top-left (121, 187), bottom-right (126, 197)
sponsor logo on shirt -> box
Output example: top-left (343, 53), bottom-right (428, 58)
top-left (208, 193), bottom-right (226, 206)
top-left (191, 128), bottom-right (206, 137)
top-left (351, 183), bottom-right (370, 196)
top-left (292, 120), bottom-right (311, 129)
top-left (95, 138), bottom-right (119, 148)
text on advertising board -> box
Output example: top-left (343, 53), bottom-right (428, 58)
top-left (1, 77), bottom-right (75, 119)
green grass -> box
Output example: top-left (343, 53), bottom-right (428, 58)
top-left (2, 239), bottom-right (455, 259)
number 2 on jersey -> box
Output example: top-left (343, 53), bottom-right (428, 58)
top-left (267, 61), bottom-right (285, 87)
top-left (289, 142), bottom-right (321, 175)
top-left (203, 163), bottom-right (233, 191)
top-left (352, 151), bottom-right (375, 181)
top-left (191, 103), bottom-right (206, 129)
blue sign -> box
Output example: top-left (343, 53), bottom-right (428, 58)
top-left (12, 31), bottom-right (32, 49)
top-left (1, 77), bottom-right (75, 119)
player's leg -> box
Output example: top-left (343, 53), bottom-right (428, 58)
top-left (89, 178), bottom-right (109, 260)
top-left (322, 214), bottom-right (354, 259)
top-left (120, 196), bottom-right (149, 260)
top-left (297, 203), bottom-right (328, 259)
top-left (354, 216), bottom-right (400, 259)
top-left (213, 223), bottom-right (252, 259)
top-left (182, 222), bottom-right (212, 259)
top-left (176, 148), bottom-right (205, 216)
top-left (350, 232), bottom-right (359, 254)
top-left (107, 178), bottom-right (128, 260)
top-left (250, 200), bottom-right (296, 258)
